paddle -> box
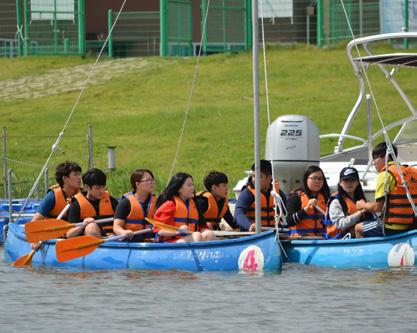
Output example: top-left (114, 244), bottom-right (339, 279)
top-left (315, 205), bottom-right (327, 216)
top-left (12, 250), bottom-right (37, 267)
top-left (145, 218), bottom-right (186, 233)
top-left (56, 229), bottom-right (152, 262)
top-left (25, 217), bottom-right (114, 243)
top-left (13, 203), bottom-right (70, 267)
top-left (145, 218), bottom-right (256, 237)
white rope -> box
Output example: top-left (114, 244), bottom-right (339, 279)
top-left (167, 0), bottom-right (211, 184)
top-left (339, 0), bottom-right (417, 218)
top-left (259, 0), bottom-right (287, 227)
top-left (14, 0), bottom-right (129, 220)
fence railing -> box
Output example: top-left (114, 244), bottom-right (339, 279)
top-left (1, 0), bottom-right (416, 57)
top-left (1, 125), bottom-right (94, 199)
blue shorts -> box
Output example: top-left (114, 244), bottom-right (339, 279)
top-left (362, 220), bottom-right (410, 237)
top-left (362, 220), bottom-right (384, 237)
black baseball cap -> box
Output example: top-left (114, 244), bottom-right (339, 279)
top-left (339, 167), bottom-right (359, 181)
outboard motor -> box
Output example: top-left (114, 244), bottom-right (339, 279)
top-left (265, 115), bottom-right (320, 194)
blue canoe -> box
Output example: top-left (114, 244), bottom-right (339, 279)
top-left (282, 230), bottom-right (417, 270)
top-left (4, 222), bottom-right (282, 272)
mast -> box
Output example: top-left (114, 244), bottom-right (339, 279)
top-left (252, 0), bottom-right (262, 233)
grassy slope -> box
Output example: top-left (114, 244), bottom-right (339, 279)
top-left (0, 45), bottom-right (415, 196)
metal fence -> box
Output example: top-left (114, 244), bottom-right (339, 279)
top-left (109, 10), bottom-right (160, 57)
top-left (0, 0), bottom-right (19, 57)
top-left (0, 0), bottom-right (84, 57)
top-left (1, 0), bottom-right (417, 58)
top-left (1, 126), bottom-right (94, 199)
top-left (202, 0), bottom-right (250, 54)
top-left (161, 0), bottom-right (193, 56)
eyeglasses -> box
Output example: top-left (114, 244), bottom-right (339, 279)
top-left (308, 176), bottom-right (324, 182)
top-left (139, 178), bottom-right (155, 183)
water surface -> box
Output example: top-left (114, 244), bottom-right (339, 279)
top-left (1, 249), bottom-right (417, 333)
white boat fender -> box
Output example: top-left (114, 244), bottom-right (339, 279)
top-left (387, 243), bottom-right (415, 267)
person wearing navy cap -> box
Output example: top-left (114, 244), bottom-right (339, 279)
top-left (325, 167), bottom-right (371, 239)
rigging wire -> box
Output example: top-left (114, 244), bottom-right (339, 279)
top-left (167, 0), bottom-right (212, 184)
top-left (339, 0), bottom-right (417, 217)
top-left (14, 0), bottom-right (129, 221)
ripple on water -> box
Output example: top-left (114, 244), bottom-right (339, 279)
top-left (2, 251), bottom-right (417, 333)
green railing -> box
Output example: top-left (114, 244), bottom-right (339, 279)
top-left (108, 10), bottom-right (160, 58)
top-left (14, 0), bottom-right (85, 56)
top-left (202, 0), bottom-right (250, 54)
top-left (160, 0), bottom-right (192, 56)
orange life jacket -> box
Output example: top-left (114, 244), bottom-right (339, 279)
top-left (384, 164), bottom-right (417, 227)
top-left (197, 191), bottom-right (228, 229)
top-left (75, 191), bottom-right (114, 232)
top-left (124, 192), bottom-right (156, 231)
top-left (173, 196), bottom-right (199, 232)
top-left (47, 185), bottom-right (69, 218)
top-left (289, 191), bottom-right (326, 238)
top-left (246, 185), bottom-right (275, 227)
top-left (325, 193), bottom-right (358, 238)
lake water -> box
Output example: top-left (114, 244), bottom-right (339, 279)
top-left (1, 248), bottom-right (417, 333)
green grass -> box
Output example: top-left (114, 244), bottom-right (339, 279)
top-left (1, 43), bottom-right (416, 198)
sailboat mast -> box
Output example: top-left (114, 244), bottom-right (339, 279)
top-left (252, 0), bottom-right (262, 233)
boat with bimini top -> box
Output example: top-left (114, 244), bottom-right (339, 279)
top-left (266, 32), bottom-right (417, 269)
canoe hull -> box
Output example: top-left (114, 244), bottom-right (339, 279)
top-left (4, 222), bottom-right (282, 272)
top-left (282, 230), bottom-right (417, 269)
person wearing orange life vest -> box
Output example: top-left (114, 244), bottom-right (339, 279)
top-left (286, 165), bottom-right (330, 238)
top-left (355, 142), bottom-right (417, 237)
top-left (113, 169), bottom-right (156, 242)
top-left (325, 167), bottom-right (372, 239)
top-left (30, 161), bottom-right (82, 250)
top-left (153, 172), bottom-right (215, 243)
top-left (195, 171), bottom-right (237, 231)
top-left (66, 168), bottom-right (118, 238)
top-left (234, 160), bottom-right (287, 231)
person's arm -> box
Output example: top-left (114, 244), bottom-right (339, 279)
top-left (33, 191), bottom-right (56, 220)
top-left (113, 199), bottom-right (133, 239)
top-left (154, 201), bottom-right (179, 238)
top-left (234, 189), bottom-right (255, 231)
top-left (356, 199), bottom-right (384, 213)
top-left (223, 208), bottom-right (238, 229)
top-left (65, 200), bottom-right (87, 238)
top-left (285, 194), bottom-right (306, 227)
top-left (357, 170), bottom-right (395, 213)
top-left (329, 199), bottom-right (363, 231)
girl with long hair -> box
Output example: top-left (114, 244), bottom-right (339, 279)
top-left (286, 165), bottom-right (331, 238)
top-left (154, 172), bottom-right (215, 243)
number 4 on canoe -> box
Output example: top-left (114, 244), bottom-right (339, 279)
top-left (25, 217), bottom-right (114, 243)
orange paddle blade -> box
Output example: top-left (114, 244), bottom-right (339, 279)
top-left (56, 236), bottom-right (104, 262)
top-left (13, 250), bottom-right (36, 267)
top-left (145, 218), bottom-right (178, 232)
top-left (25, 219), bottom-right (75, 243)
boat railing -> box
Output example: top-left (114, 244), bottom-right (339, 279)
top-left (334, 32), bottom-right (417, 154)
